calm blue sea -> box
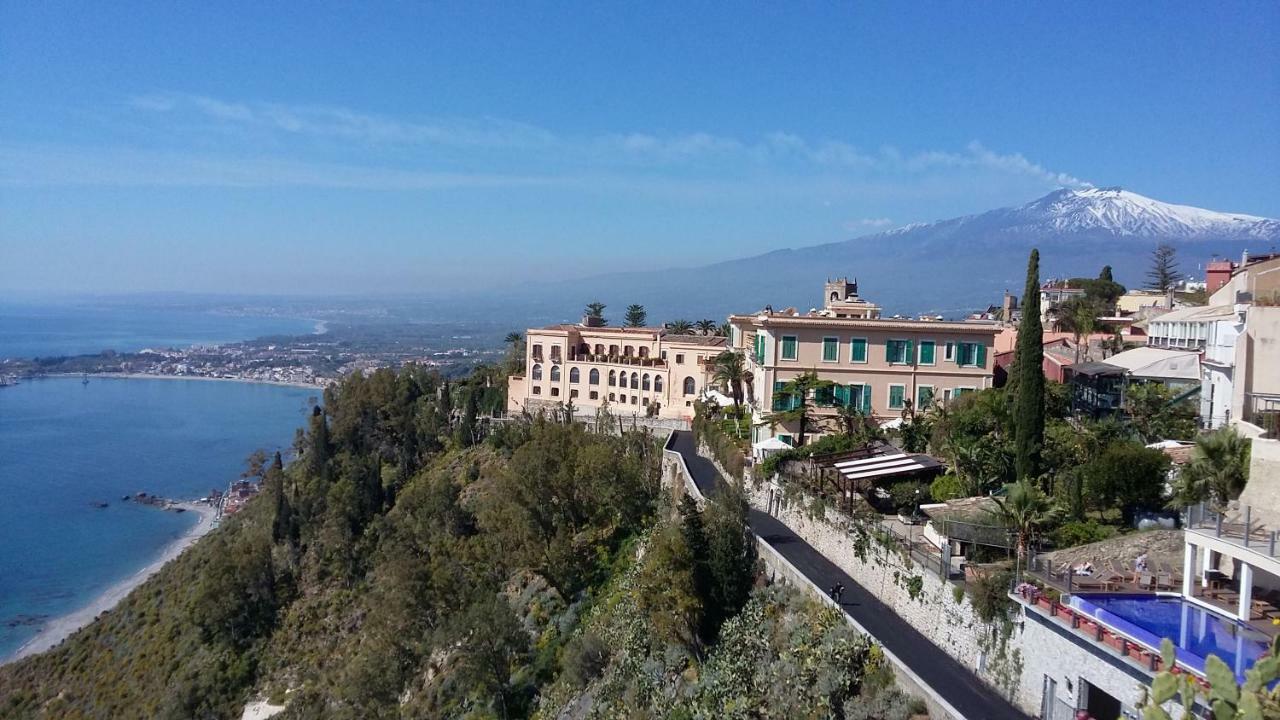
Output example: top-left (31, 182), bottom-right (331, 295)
top-left (0, 302), bottom-right (317, 360)
top-left (0, 377), bottom-right (316, 659)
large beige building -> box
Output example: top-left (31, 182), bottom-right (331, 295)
top-left (728, 278), bottom-right (999, 445)
top-left (506, 319), bottom-right (726, 421)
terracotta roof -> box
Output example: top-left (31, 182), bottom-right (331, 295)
top-left (728, 314), bottom-right (998, 334)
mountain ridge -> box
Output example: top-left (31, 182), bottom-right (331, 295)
top-left (540, 188), bottom-right (1278, 321)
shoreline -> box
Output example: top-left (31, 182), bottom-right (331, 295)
top-left (37, 372), bottom-right (328, 391)
top-left (2, 501), bottom-right (219, 665)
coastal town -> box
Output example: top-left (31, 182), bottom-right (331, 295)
top-left (504, 249), bottom-right (1280, 719)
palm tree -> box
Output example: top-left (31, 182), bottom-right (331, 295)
top-left (1170, 427), bottom-right (1251, 509)
top-left (503, 332), bottom-right (525, 374)
top-left (694, 319), bottom-right (718, 336)
top-left (1058, 297), bottom-right (1099, 363)
top-left (711, 350), bottom-right (747, 415)
top-left (624, 304), bottom-right (647, 327)
top-left (716, 321), bottom-right (732, 338)
top-left (989, 479), bottom-right (1061, 570)
top-left (664, 319), bottom-right (694, 335)
top-left (766, 371), bottom-right (833, 447)
top-left (504, 331), bottom-right (522, 345)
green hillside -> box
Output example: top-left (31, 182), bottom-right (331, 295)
top-left (0, 366), bottom-right (916, 719)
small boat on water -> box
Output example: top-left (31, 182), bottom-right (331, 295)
top-left (89, 501), bottom-right (109, 509)
top-left (82, 375), bottom-right (90, 385)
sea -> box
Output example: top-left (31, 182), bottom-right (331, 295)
top-left (0, 301), bottom-right (317, 360)
top-left (0, 376), bottom-right (317, 660)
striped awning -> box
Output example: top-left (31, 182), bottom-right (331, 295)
top-left (831, 452), bottom-right (942, 482)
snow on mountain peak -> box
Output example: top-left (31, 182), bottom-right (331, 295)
top-left (1012, 187), bottom-right (1276, 238)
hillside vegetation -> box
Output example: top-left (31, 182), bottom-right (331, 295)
top-left (1, 366), bottom-right (916, 719)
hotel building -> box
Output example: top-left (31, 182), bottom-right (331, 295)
top-left (727, 278), bottom-right (998, 445)
top-left (506, 318), bottom-right (726, 421)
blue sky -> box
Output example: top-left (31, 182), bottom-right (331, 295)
top-left (2, 2), bottom-right (1277, 295)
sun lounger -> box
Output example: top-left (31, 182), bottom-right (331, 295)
top-left (1155, 573), bottom-right (1175, 590)
top-left (1137, 573), bottom-right (1155, 590)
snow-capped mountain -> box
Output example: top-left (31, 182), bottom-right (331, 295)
top-left (977, 187), bottom-right (1279, 240)
top-left (537, 188), bottom-right (1279, 320)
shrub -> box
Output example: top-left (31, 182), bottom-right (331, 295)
top-left (968, 569), bottom-right (1014, 623)
top-left (887, 481), bottom-right (930, 513)
top-left (692, 404), bottom-right (745, 480)
top-left (562, 632), bottom-right (609, 687)
top-left (1050, 520), bottom-right (1116, 549)
top-left (930, 474), bottom-right (964, 503)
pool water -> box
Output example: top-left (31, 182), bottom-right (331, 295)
top-left (1070, 594), bottom-right (1272, 681)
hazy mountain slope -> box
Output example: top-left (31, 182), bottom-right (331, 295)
top-left (539, 188), bottom-right (1278, 321)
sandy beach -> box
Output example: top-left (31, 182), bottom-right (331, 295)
top-left (3, 501), bottom-right (219, 664)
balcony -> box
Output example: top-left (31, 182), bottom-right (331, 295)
top-left (1243, 393), bottom-right (1280, 437)
top-left (566, 352), bottom-right (666, 368)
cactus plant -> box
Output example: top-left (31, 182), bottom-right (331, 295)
top-left (1139, 636), bottom-right (1280, 720)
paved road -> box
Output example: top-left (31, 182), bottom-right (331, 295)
top-left (669, 430), bottom-right (1027, 720)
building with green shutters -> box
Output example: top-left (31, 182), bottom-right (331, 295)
top-left (728, 278), bottom-right (998, 445)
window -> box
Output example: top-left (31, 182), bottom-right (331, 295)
top-left (551, 346), bottom-right (561, 361)
top-left (886, 339), bottom-right (914, 365)
top-left (642, 374), bottom-right (651, 391)
top-left (624, 345), bottom-right (634, 357)
top-left (570, 389), bottom-right (579, 398)
top-left (822, 336), bottom-right (839, 362)
top-left (589, 368), bottom-right (600, 385)
top-left (661, 350), bottom-right (668, 360)
top-left (642, 397), bottom-right (649, 405)
top-left (944, 342), bottom-right (955, 361)
top-left (676, 353), bottom-right (685, 364)
top-left (815, 384), bottom-right (835, 406)
top-left (781, 335), bottom-right (798, 360)
top-left (654, 376), bottom-right (664, 392)
top-left (531, 363), bottom-right (543, 381)
top-left (753, 335), bottom-right (765, 364)
top-left (550, 366), bottom-right (561, 382)
top-left (850, 338), bottom-right (868, 363)
top-left (631, 395), bottom-right (638, 405)
top-left (630, 372), bottom-right (639, 389)
top-left (917, 385), bottom-right (934, 408)
top-left (532, 386), bottom-right (541, 395)
top-left (589, 391), bottom-right (598, 400)
top-left (772, 381), bottom-right (801, 411)
top-left (609, 392), bottom-right (616, 401)
top-left (594, 344), bottom-right (604, 355)
top-left (955, 342), bottom-right (986, 368)
top-left (569, 367), bottom-right (580, 383)
top-left (532, 343), bottom-right (543, 360)
top-left (919, 340), bottom-right (936, 366)
top-left (777, 434), bottom-right (793, 447)
top-left (888, 384), bottom-right (906, 410)
top-left (683, 377), bottom-right (696, 396)
top-left (551, 387), bottom-right (560, 397)
top-left (609, 344), bottom-right (619, 356)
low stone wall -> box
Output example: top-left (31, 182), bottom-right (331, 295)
top-left (660, 443), bottom-right (963, 720)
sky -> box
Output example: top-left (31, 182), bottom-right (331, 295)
top-left (2, 2), bottom-right (1277, 295)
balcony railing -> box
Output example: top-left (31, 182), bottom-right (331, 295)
top-left (565, 352), bottom-right (666, 368)
top-left (1243, 393), bottom-right (1280, 436)
top-left (1186, 502), bottom-right (1280, 559)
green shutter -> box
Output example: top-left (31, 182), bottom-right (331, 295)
top-left (918, 386), bottom-right (933, 407)
top-left (885, 340), bottom-right (894, 363)
top-left (975, 343), bottom-right (986, 368)
top-left (945, 342), bottom-right (955, 362)
top-left (861, 383), bottom-right (872, 414)
top-left (782, 336), bottom-right (797, 360)
top-left (905, 340), bottom-right (915, 365)
top-left (889, 385), bottom-right (904, 409)
top-left (833, 385), bottom-right (848, 406)
top-left (823, 337), bottom-right (838, 362)
top-left (851, 338), bottom-right (867, 363)
top-left (920, 341), bottom-right (935, 365)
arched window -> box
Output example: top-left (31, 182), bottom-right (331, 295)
top-left (630, 372), bottom-right (639, 389)
top-left (642, 374), bottom-right (651, 391)
top-left (683, 377), bottom-right (696, 396)
top-left (654, 376), bottom-right (664, 393)
top-left (830, 291), bottom-right (839, 303)
top-left (569, 367), bottom-right (580, 383)
top-left (550, 366), bottom-right (561, 382)
top-left (532, 363), bottom-right (543, 381)
top-left (639, 347), bottom-right (649, 358)
top-left (608, 370), bottom-right (616, 386)
top-left (589, 369), bottom-right (600, 385)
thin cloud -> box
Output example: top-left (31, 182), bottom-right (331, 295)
top-left (844, 217), bottom-right (895, 231)
top-left (125, 93), bottom-right (1089, 188)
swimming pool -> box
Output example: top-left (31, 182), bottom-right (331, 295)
top-left (1069, 594), bottom-right (1272, 682)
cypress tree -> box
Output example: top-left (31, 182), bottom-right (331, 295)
top-left (1014, 249), bottom-right (1045, 484)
